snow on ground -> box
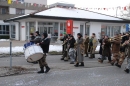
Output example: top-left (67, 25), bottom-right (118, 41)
top-left (0, 45), bottom-right (100, 54)
top-left (0, 39), bottom-right (10, 41)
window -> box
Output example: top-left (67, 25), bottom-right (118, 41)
top-left (11, 25), bottom-right (16, 38)
top-left (85, 25), bottom-right (90, 36)
top-left (80, 25), bottom-right (84, 35)
top-left (0, 25), bottom-right (10, 35)
top-left (101, 25), bottom-right (121, 37)
top-left (16, 8), bottom-right (25, 15)
top-left (17, 0), bottom-right (24, 2)
top-left (0, 6), bottom-right (9, 14)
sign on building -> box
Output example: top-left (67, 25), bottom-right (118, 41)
top-left (126, 24), bottom-right (130, 32)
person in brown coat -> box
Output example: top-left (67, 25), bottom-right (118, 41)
top-left (84, 34), bottom-right (89, 57)
top-left (98, 35), bottom-right (111, 63)
top-left (111, 33), bottom-right (121, 66)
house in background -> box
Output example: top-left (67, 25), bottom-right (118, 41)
top-left (4, 2), bottom-right (130, 42)
top-left (0, 0), bottom-right (47, 39)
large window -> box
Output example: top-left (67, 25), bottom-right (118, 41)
top-left (11, 25), bottom-right (16, 38)
top-left (80, 25), bottom-right (84, 35)
top-left (0, 25), bottom-right (9, 35)
top-left (101, 25), bottom-right (121, 37)
top-left (16, 8), bottom-right (25, 15)
top-left (85, 25), bottom-right (90, 36)
top-left (60, 22), bottom-right (66, 36)
top-left (0, 6), bottom-right (9, 14)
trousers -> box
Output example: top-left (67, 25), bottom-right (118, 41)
top-left (68, 48), bottom-right (76, 62)
top-left (111, 53), bottom-right (120, 64)
top-left (126, 57), bottom-right (130, 70)
top-left (38, 54), bottom-right (47, 67)
top-left (118, 52), bottom-right (126, 65)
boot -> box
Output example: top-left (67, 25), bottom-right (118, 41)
top-left (74, 63), bottom-right (79, 67)
top-left (37, 67), bottom-right (44, 73)
top-left (61, 57), bottom-right (64, 60)
top-left (79, 62), bottom-right (84, 66)
top-left (85, 54), bottom-right (88, 57)
top-left (115, 63), bottom-right (121, 68)
top-left (93, 54), bottom-right (95, 58)
top-left (45, 66), bottom-right (50, 73)
top-left (89, 54), bottom-right (93, 59)
top-left (98, 59), bottom-right (103, 63)
top-left (124, 69), bottom-right (129, 73)
top-left (64, 57), bottom-right (68, 61)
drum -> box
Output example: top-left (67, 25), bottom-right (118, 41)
top-left (24, 45), bottom-right (43, 62)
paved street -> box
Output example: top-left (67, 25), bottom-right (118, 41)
top-left (0, 55), bottom-right (130, 86)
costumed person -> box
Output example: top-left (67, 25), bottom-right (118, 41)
top-left (84, 34), bottom-right (89, 57)
top-left (98, 35), bottom-right (111, 63)
top-left (110, 33), bottom-right (121, 66)
top-left (98, 35), bottom-right (105, 60)
top-left (89, 33), bottom-right (98, 59)
top-left (64, 34), bottom-right (71, 61)
top-left (30, 31), bottom-right (41, 64)
top-left (30, 33), bottom-right (35, 43)
top-left (124, 36), bottom-right (130, 73)
top-left (74, 33), bottom-right (85, 67)
top-left (68, 35), bottom-right (76, 64)
top-left (37, 33), bottom-right (50, 73)
top-left (115, 33), bottom-right (128, 68)
top-left (60, 32), bottom-right (68, 60)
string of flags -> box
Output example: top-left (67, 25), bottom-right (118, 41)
top-left (3, 0), bottom-right (130, 11)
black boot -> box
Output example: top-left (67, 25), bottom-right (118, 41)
top-left (61, 57), bottom-right (64, 60)
top-left (85, 54), bottom-right (88, 57)
top-left (115, 63), bottom-right (121, 68)
top-left (79, 62), bottom-right (84, 66)
top-left (89, 54), bottom-right (93, 59)
top-left (45, 66), bottom-right (50, 73)
top-left (74, 63), bottom-right (79, 67)
top-left (37, 67), bottom-right (44, 73)
top-left (124, 69), bottom-right (129, 73)
top-left (93, 54), bottom-right (95, 58)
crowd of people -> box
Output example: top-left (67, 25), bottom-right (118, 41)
top-left (60, 32), bottom-right (130, 74)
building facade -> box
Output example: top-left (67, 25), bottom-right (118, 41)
top-left (4, 3), bottom-right (130, 43)
top-left (0, 0), bottom-right (47, 39)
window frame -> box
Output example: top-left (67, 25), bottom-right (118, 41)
top-left (16, 8), bottom-right (25, 15)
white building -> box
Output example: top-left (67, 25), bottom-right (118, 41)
top-left (0, 0), bottom-right (47, 39)
top-left (4, 3), bottom-right (130, 42)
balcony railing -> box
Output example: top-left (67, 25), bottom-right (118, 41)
top-left (0, 0), bottom-right (46, 10)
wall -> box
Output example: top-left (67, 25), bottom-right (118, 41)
top-left (90, 22), bottom-right (101, 39)
top-left (20, 22), bottom-right (26, 41)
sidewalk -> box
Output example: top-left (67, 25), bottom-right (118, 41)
top-left (0, 40), bottom-right (61, 47)
top-left (0, 54), bottom-right (125, 77)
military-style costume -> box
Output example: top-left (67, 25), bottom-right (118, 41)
top-left (98, 38), bottom-right (104, 59)
top-left (124, 41), bottom-right (130, 73)
top-left (38, 33), bottom-right (50, 73)
top-left (68, 35), bottom-right (76, 64)
top-left (74, 33), bottom-right (85, 67)
top-left (84, 36), bottom-right (89, 57)
top-left (111, 35), bottom-right (121, 66)
top-left (89, 36), bottom-right (98, 59)
top-left (98, 38), bottom-right (111, 63)
top-left (116, 35), bottom-right (128, 68)
top-left (60, 34), bottom-right (68, 60)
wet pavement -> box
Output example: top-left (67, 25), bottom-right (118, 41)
top-left (0, 55), bottom-right (129, 86)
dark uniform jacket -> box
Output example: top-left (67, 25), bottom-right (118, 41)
top-left (39, 33), bottom-right (50, 53)
top-left (99, 38), bottom-right (104, 55)
top-left (31, 35), bottom-right (41, 44)
top-left (30, 36), bottom-right (35, 43)
top-left (68, 38), bottom-right (76, 48)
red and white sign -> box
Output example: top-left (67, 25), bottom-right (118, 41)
top-left (66, 20), bottom-right (73, 34)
